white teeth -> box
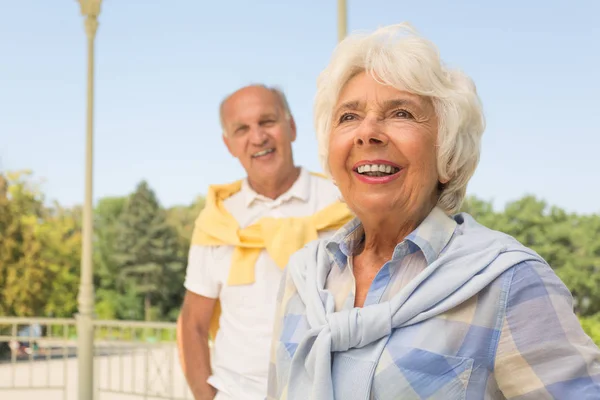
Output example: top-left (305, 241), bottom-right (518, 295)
top-left (253, 148), bottom-right (274, 157)
top-left (356, 164), bottom-right (399, 174)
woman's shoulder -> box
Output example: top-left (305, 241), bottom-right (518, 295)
top-left (453, 212), bottom-right (543, 257)
top-left (454, 213), bottom-right (575, 302)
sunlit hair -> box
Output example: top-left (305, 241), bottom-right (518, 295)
top-left (314, 23), bottom-right (485, 214)
top-left (219, 84), bottom-right (292, 136)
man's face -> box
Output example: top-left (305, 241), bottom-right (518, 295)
top-left (222, 86), bottom-right (297, 182)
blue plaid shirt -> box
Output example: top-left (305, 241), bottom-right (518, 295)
top-left (268, 208), bottom-right (600, 399)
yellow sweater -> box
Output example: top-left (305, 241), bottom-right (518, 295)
top-left (190, 174), bottom-right (353, 338)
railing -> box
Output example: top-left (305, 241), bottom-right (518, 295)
top-left (0, 317), bottom-right (193, 400)
top-left (93, 319), bottom-right (192, 400)
top-left (0, 317), bottom-right (77, 400)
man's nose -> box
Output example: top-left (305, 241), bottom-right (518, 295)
top-left (249, 126), bottom-right (268, 146)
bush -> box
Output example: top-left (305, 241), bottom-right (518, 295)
top-left (579, 314), bottom-right (600, 346)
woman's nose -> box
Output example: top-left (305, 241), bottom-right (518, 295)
top-left (353, 118), bottom-right (388, 147)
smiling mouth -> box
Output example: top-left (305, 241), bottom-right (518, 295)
top-left (252, 148), bottom-right (275, 158)
top-left (354, 163), bottom-right (401, 177)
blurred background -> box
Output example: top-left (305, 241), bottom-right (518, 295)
top-left (1, 1), bottom-right (599, 399)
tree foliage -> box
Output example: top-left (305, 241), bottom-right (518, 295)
top-left (0, 172), bottom-right (80, 317)
top-left (111, 181), bottom-right (185, 321)
top-left (94, 196), bottom-right (136, 320)
top-left (0, 172), bottom-right (202, 322)
top-left (461, 195), bottom-right (600, 316)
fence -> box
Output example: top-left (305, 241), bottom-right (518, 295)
top-left (0, 317), bottom-right (193, 400)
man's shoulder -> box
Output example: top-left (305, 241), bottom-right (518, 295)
top-left (217, 178), bottom-right (246, 206)
top-left (305, 170), bottom-right (341, 204)
top-left (306, 170), bottom-right (332, 185)
top-left (286, 239), bottom-right (331, 285)
top-left (206, 178), bottom-right (244, 194)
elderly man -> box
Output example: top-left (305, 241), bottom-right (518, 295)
top-left (177, 84), bottom-right (353, 400)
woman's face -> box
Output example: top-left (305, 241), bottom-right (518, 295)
top-left (328, 71), bottom-right (444, 220)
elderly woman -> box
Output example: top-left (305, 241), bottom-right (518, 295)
top-left (267, 23), bottom-right (600, 400)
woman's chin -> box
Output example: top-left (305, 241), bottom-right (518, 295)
top-left (347, 196), bottom-right (403, 217)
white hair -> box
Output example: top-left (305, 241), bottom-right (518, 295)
top-left (314, 23), bottom-right (485, 214)
top-left (219, 84), bottom-right (292, 136)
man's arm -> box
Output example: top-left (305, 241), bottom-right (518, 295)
top-left (177, 290), bottom-right (217, 400)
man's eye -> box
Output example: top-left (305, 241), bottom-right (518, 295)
top-left (261, 120), bottom-right (276, 126)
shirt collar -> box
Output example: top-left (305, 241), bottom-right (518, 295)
top-left (241, 167), bottom-right (310, 207)
top-left (326, 206), bottom-right (457, 269)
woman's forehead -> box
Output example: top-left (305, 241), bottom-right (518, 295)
top-left (335, 74), bottom-right (432, 112)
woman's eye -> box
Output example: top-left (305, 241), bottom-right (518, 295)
top-left (339, 113), bottom-right (356, 123)
top-left (394, 110), bottom-right (414, 119)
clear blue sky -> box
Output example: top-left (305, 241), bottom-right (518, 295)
top-left (1, 1), bottom-right (599, 213)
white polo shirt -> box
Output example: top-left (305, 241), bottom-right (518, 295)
top-left (184, 168), bottom-right (341, 400)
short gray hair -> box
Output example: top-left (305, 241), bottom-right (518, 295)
top-left (219, 84), bottom-right (292, 136)
top-left (314, 23), bottom-right (485, 214)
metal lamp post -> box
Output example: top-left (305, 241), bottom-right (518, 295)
top-left (337, 0), bottom-right (347, 42)
top-left (76, 0), bottom-right (102, 398)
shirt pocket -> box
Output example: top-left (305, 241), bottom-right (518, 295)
top-left (372, 347), bottom-right (473, 400)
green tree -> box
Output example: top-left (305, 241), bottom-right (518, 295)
top-left (163, 195), bottom-right (206, 320)
top-left (554, 214), bottom-right (600, 316)
top-left (112, 181), bottom-right (183, 321)
top-left (166, 195), bottom-right (205, 256)
top-left (0, 171), bottom-right (47, 316)
top-left (460, 195), bottom-right (498, 228)
top-left (172, 195), bottom-right (206, 232)
top-left (461, 195), bottom-right (600, 317)
top-left (93, 196), bottom-right (143, 319)
top-left (580, 314), bottom-right (600, 345)
top-left (0, 171), bottom-right (80, 317)
top-left (40, 204), bottom-right (81, 317)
